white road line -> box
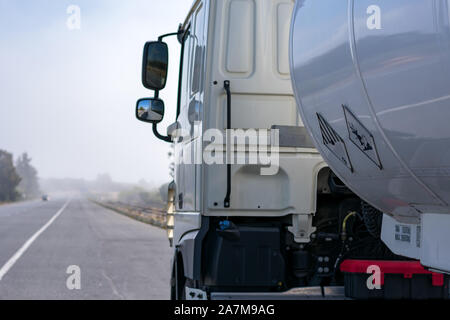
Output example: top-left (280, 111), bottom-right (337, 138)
top-left (0, 199), bottom-right (71, 281)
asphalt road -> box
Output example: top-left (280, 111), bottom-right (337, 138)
top-left (0, 197), bottom-right (173, 300)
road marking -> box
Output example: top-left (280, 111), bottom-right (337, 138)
top-left (0, 199), bottom-right (71, 281)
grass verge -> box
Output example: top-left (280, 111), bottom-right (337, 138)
top-left (89, 199), bottom-right (166, 229)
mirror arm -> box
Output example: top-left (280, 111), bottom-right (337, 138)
top-left (153, 123), bottom-right (172, 143)
top-left (158, 32), bottom-right (180, 42)
top-left (150, 91), bottom-right (171, 142)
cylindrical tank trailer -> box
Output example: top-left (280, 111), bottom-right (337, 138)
top-left (291, 0), bottom-right (450, 220)
top-left (290, 0), bottom-right (450, 271)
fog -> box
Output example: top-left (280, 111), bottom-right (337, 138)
top-left (0, 0), bottom-right (192, 186)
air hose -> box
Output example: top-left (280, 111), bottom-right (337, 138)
top-left (341, 211), bottom-right (357, 241)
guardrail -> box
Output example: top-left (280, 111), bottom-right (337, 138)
top-left (90, 199), bottom-right (167, 229)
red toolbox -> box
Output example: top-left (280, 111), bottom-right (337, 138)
top-left (340, 260), bottom-right (449, 299)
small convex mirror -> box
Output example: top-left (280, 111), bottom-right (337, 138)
top-left (136, 98), bottom-right (165, 124)
top-left (142, 41), bottom-right (169, 90)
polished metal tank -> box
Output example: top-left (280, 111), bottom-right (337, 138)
top-left (290, 0), bottom-right (450, 223)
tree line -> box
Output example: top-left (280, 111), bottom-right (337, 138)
top-left (0, 149), bottom-right (40, 202)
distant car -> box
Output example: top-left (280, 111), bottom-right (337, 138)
top-left (41, 195), bottom-right (49, 201)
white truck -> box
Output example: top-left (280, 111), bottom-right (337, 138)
top-left (136, 0), bottom-right (448, 299)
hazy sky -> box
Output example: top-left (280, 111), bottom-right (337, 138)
top-left (0, 0), bottom-right (192, 185)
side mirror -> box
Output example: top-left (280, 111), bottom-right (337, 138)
top-left (142, 41), bottom-right (169, 91)
top-left (136, 98), bottom-right (165, 124)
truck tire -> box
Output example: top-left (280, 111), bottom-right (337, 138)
top-left (171, 253), bottom-right (186, 300)
top-left (171, 254), bottom-right (198, 300)
top-left (173, 274), bottom-right (195, 300)
top-left (170, 262), bottom-right (177, 300)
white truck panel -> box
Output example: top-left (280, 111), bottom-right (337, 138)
top-left (203, 0), bottom-right (323, 220)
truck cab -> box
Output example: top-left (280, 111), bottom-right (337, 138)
top-left (136, 0), bottom-right (392, 299)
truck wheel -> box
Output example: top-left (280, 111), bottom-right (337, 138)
top-left (180, 278), bottom-right (196, 300)
top-left (170, 256), bottom-right (186, 300)
top-left (170, 254), bottom-right (192, 300)
top-left (173, 275), bottom-right (194, 300)
top-left (170, 272), bottom-right (187, 300)
top-left (170, 262), bottom-right (176, 300)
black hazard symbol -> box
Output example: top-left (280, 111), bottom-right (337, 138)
top-left (343, 105), bottom-right (383, 170)
top-left (317, 113), bottom-right (353, 172)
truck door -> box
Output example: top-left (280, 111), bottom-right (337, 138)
top-left (174, 2), bottom-right (207, 212)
